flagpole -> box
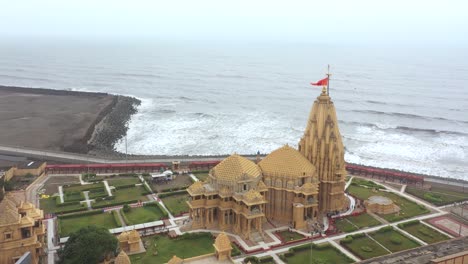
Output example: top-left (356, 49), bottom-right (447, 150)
top-left (327, 64), bottom-right (331, 95)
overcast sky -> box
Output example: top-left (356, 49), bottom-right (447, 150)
top-left (1, 0), bottom-right (467, 45)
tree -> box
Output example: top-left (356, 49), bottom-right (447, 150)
top-left (58, 226), bottom-right (118, 264)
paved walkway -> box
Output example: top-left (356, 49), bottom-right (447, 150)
top-left (400, 184), bottom-right (407, 193)
top-left (46, 218), bottom-right (60, 264)
top-left (344, 175), bottom-right (354, 190)
top-left (81, 191), bottom-right (93, 209)
top-left (58, 186), bottom-right (64, 203)
top-left (116, 210), bottom-right (127, 227)
top-left (332, 193), bottom-right (356, 218)
top-left (103, 180), bottom-right (113, 196)
top-left (189, 173), bottom-right (200, 182)
top-left (329, 239), bottom-right (360, 262)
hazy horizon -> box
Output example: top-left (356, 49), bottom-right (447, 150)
top-left (1, 0), bottom-right (467, 46)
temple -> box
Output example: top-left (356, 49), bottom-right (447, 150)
top-left (0, 193), bottom-right (45, 264)
top-left (187, 87), bottom-right (347, 238)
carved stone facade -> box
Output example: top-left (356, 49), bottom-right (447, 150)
top-left (187, 155), bottom-right (267, 240)
top-left (0, 193), bottom-right (45, 264)
top-left (187, 89), bottom-right (347, 237)
top-left (298, 87), bottom-right (347, 213)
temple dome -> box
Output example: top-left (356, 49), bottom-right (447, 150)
top-left (114, 251), bottom-right (131, 264)
top-left (211, 154), bottom-right (261, 183)
top-left (258, 145), bottom-right (316, 178)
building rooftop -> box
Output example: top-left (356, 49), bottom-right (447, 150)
top-left (211, 154), bottom-right (261, 183)
top-left (258, 145), bottom-right (316, 178)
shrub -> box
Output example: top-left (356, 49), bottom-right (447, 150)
top-left (112, 210), bottom-right (123, 227)
top-left (158, 190), bottom-right (188, 198)
top-left (352, 232), bottom-right (366, 238)
top-left (390, 235), bottom-right (402, 245)
top-left (58, 209), bottom-right (102, 219)
top-left (377, 226), bottom-right (393, 233)
top-left (417, 228), bottom-right (434, 238)
top-left (231, 243), bottom-right (241, 256)
top-left (424, 193), bottom-right (443, 204)
top-left (340, 236), bottom-right (353, 244)
top-left (92, 200), bottom-right (138, 209)
top-left (123, 204), bottom-right (131, 213)
top-left (291, 243), bottom-right (312, 252)
top-left (115, 184), bottom-right (136, 190)
top-left (121, 209), bottom-right (131, 225)
top-left (361, 246), bottom-right (373, 252)
top-left (55, 207), bottom-right (88, 215)
top-left (398, 220), bottom-right (419, 228)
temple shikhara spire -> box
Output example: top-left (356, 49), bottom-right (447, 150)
top-left (186, 67), bottom-right (347, 237)
top-left (299, 69), bottom-right (347, 212)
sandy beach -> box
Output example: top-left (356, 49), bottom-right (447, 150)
top-left (0, 85), bottom-right (140, 155)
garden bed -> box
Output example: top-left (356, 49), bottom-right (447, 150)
top-left (398, 221), bottom-right (449, 244)
top-left (406, 186), bottom-right (468, 206)
top-left (160, 193), bottom-right (189, 216)
top-left (58, 212), bottom-right (118, 237)
top-left (122, 205), bottom-right (166, 225)
top-left (130, 233), bottom-right (214, 264)
top-left (280, 243), bottom-right (353, 264)
top-left (335, 213), bottom-right (381, 232)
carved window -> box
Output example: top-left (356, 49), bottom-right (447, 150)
top-left (4, 232), bottom-right (12, 240)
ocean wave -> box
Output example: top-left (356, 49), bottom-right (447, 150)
top-left (350, 109), bottom-right (468, 124)
top-left (110, 72), bottom-right (164, 79)
top-left (215, 73), bottom-right (248, 79)
top-left (340, 120), bottom-right (468, 137)
top-left (190, 112), bottom-right (214, 118)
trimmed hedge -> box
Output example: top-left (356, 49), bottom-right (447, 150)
top-left (377, 226), bottom-right (393, 233)
top-left (121, 209), bottom-right (130, 225)
top-left (397, 220), bottom-right (419, 228)
top-left (160, 186), bottom-right (189, 193)
top-left (92, 199), bottom-right (138, 209)
top-left (57, 209), bottom-right (102, 219)
top-left (55, 207), bottom-right (88, 215)
top-left (115, 184), bottom-right (137, 190)
top-left (57, 200), bottom-right (81, 207)
top-left (112, 210), bottom-right (123, 227)
top-left (158, 190), bottom-right (188, 198)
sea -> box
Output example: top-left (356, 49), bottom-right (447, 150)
top-left (0, 39), bottom-right (467, 179)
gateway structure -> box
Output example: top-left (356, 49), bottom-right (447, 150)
top-left (187, 87), bottom-right (347, 239)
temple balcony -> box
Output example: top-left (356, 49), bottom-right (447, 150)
top-left (205, 198), bottom-right (220, 207)
top-left (187, 199), bottom-right (206, 208)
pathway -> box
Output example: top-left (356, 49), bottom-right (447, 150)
top-left (116, 210), bottom-right (127, 227)
top-left (345, 175), bottom-right (354, 190)
top-left (103, 180), bottom-right (113, 196)
top-left (400, 184), bottom-right (407, 193)
top-left (46, 218), bottom-right (60, 264)
top-left (329, 239), bottom-right (360, 262)
top-left (332, 193), bottom-right (356, 218)
top-left (82, 191), bottom-right (93, 209)
top-left (189, 173), bottom-right (200, 182)
top-left (58, 186), bottom-right (64, 203)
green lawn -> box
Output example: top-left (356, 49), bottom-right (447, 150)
top-left (88, 188), bottom-right (108, 199)
top-left (371, 229), bottom-right (420, 252)
top-left (63, 183), bottom-right (103, 193)
top-left (161, 194), bottom-right (189, 216)
top-left (93, 186), bottom-right (148, 207)
top-left (107, 178), bottom-right (140, 187)
top-left (406, 186), bottom-right (468, 206)
top-left (130, 234), bottom-right (214, 264)
top-left (193, 172), bottom-right (209, 181)
top-left (123, 206), bottom-right (165, 225)
top-left (348, 184), bottom-right (429, 222)
top-left (342, 235), bottom-right (389, 260)
top-left (277, 230), bottom-right (305, 241)
top-left (39, 198), bottom-right (85, 214)
top-left (336, 213), bottom-right (381, 232)
top-left (58, 212), bottom-right (118, 237)
top-left (399, 222), bottom-right (449, 244)
top-left (283, 244), bottom-right (353, 264)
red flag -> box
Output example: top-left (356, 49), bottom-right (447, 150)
top-left (310, 77), bottom-right (328, 86)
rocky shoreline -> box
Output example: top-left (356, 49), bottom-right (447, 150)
top-left (87, 95), bottom-right (141, 157)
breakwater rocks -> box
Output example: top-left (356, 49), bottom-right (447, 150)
top-left (88, 95), bottom-right (141, 157)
